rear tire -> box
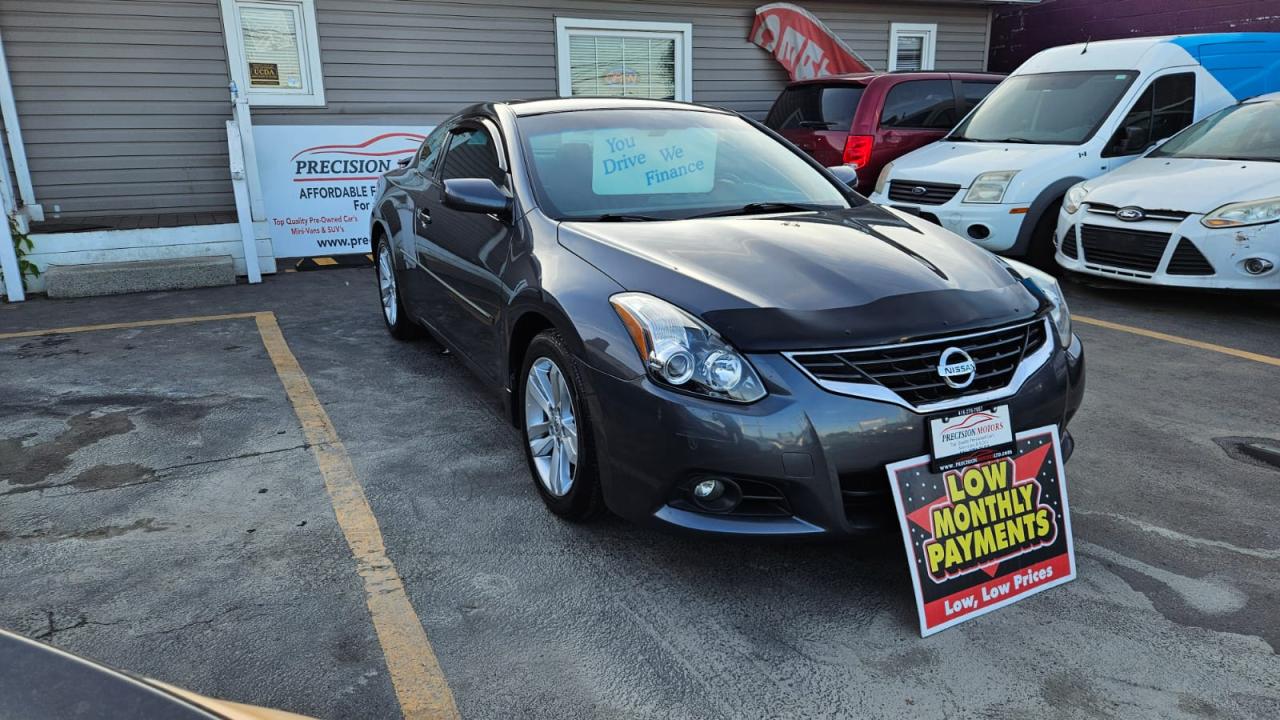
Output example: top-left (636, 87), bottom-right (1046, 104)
top-left (519, 330), bottom-right (603, 522)
top-left (374, 237), bottom-right (420, 340)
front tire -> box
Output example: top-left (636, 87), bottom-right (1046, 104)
top-left (374, 237), bottom-right (419, 340)
top-left (519, 331), bottom-right (603, 521)
top-left (1025, 201), bottom-right (1063, 272)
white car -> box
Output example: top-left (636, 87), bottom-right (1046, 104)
top-left (1055, 94), bottom-right (1280, 289)
top-left (869, 33), bottom-right (1280, 265)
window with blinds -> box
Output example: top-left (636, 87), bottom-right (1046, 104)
top-left (888, 23), bottom-right (937, 72)
top-left (222, 0), bottom-right (326, 106)
top-left (241, 5), bottom-right (305, 89)
top-left (894, 36), bottom-right (925, 72)
top-left (568, 34), bottom-right (677, 100)
top-left (556, 19), bottom-right (692, 102)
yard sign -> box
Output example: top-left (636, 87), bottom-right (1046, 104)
top-left (254, 125), bottom-right (432, 258)
top-left (887, 425), bottom-right (1077, 636)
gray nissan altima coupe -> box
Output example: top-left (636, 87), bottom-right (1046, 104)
top-left (370, 97), bottom-right (1085, 537)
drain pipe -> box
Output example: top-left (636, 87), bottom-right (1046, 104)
top-left (0, 28), bottom-right (41, 223)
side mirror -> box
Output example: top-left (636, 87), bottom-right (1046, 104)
top-left (828, 164), bottom-right (859, 188)
top-left (396, 156), bottom-right (412, 168)
top-left (443, 178), bottom-right (512, 219)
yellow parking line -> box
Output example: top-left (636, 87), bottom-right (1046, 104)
top-left (2, 311), bottom-right (458, 719)
top-left (255, 312), bottom-right (460, 720)
top-left (313, 257), bottom-right (338, 266)
top-left (1074, 314), bottom-right (1280, 368)
top-left (0, 312), bottom-right (265, 340)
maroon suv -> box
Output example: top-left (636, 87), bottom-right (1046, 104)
top-left (765, 72), bottom-right (1004, 194)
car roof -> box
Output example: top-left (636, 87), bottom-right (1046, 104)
top-left (1246, 91), bottom-right (1280, 103)
top-left (786, 71), bottom-right (1004, 87)
top-left (498, 96), bottom-right (734, 117)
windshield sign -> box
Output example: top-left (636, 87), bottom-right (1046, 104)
top-left (951, 71), bottom-right (1137, 145)
top-left (1151, 101), bottom-right (1280, 162)
top-left (520, 109), bottom-right (850, 221)
top-left (592, 128), bottom-right (717, 195)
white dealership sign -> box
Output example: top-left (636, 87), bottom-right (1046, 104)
top-left (254, 125), bottom-right (432, 257)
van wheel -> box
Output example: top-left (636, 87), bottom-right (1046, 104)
top-left (1025, 201), bottom-right (1063, 273)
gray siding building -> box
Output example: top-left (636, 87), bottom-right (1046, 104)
top-left (0, 0), bottom-right (1021, 297)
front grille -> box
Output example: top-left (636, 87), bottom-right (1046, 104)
top-left (790, 320), bottom-right (1044, 407)
top-left (887, 179), bottom-right (961, 205)
top-left (1085, 203), bottom-right (1191, 222)
top-left (1061, 226), bottom-right (1079, 259)
top-left (1080, 224), bottom-right (1171, 273)
top-left (1166, 238), bottom-right (1215, 275)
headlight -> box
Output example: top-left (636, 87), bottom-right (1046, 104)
top-left (1000, 258), bottom-right (1072, 347)
top-left (874, 161), bottom-right (895, 196)
top-left (610, 293), bottom-right (766, 402)
top-left (1063, 182), bottom-right (1089, 214)
top-left (963, 170), bottom-right (1018, 204)
top-left (1201, 196), bottom-right (1280, 228)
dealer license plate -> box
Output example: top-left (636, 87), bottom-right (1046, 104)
top-left (928, 405), bottom-right (1015, 473)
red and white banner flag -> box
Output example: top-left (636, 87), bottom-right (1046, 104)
top-left (749, 3), bottom-right (872, 80)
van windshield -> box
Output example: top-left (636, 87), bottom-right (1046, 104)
top-left (949, 70), bottom-right (1137, 145)
top-left (765, 84), bottom-right (865, 131)
top-left (1149, 101), bottom-right (1280, 162)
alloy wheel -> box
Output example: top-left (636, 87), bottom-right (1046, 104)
top-left (378, 242), bottom-right (398, 326)
top-left (524, 356), bottom-right (578, 497)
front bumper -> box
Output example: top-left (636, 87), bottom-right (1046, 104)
top-left (868, 190), bottom-right (1027, 253)
top-left (577, 333), bottom-right (1085, 538)
top-left (1055, 210), bottom-right (1280, 289)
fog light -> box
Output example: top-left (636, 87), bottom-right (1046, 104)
top-left (967, 224), bottom-right (991, 240)
top-left (1243, 257), bottom-right (1274, 275)
top-left (693, 478), bottom-right (723, 501)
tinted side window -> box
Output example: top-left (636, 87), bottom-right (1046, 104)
top-left (958, 80), bottom-right (998, 116)
top-left (441, 128), bottom-right (503, 185)
top-left (765, 85), bottom-right (864, 131)
top-left (417, 125), bottom-right (449, 174)
top-left (879, 79), bottom-right (957, 129)
top-left (1105, 73), bottom-right (1196, 156)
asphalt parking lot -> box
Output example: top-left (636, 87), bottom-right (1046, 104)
top-left (1, 268), bottom-right (1278, 719)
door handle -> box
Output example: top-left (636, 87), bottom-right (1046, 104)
top-left (418, 208), bottom-right (432, 224)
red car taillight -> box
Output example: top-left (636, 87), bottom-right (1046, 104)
top-left (841, 135), bottom-right (874, 168)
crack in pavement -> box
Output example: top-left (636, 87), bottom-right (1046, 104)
top-left (33, 611), bottom-right (124, 643)
top-left (1075, 509), bottom-right (1280, 560)
top-left (2, 444), bottom-right (311, 497)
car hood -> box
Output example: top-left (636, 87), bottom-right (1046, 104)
top-left (1083, 156), bottom-right (1280, 214)
top-left (887, 141), bottom-right (1081, 186)
top-left (557, 204), bottom-right (1043, 352)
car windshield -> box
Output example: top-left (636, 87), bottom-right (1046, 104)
top-left (950, 70), bottom-right (1138, 145)
top-left (517, 109), bottom-right (852, 221)
top-left (1149, 100), bottom-right (1280, 162)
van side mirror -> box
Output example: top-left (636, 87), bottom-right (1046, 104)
top-left (443, 178), bottom-right (512, 220)
top-left (828, 164), bottom-right (859, 188)
top-left (396, 156), bottom-right (413, 168)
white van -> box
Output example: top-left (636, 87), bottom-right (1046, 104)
top-left (867, 33), bottom-right (1280, 265)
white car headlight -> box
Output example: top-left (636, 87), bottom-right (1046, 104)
top-left (1000, 258), bottom-right (1072, 347)
top-left (1201, 196), bottom-right (1280, 228)
top-left (963, 170), bottom-right (1018, 204)
top-left (610, 293), bottom-right (766, 403)
top-left (1063, 182), bottom-right (1089, 214)
top-left (874, 161), bottom-right (895, 196)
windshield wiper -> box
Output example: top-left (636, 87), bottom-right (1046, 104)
top-left (688, 201), bottom-right (832, 219)
top-left (576, 213), bottom-right (666, 222)
top-left (798, 120), bottom-right (835, 129)
top-left (992, 137), bottom-right (1036, 144)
